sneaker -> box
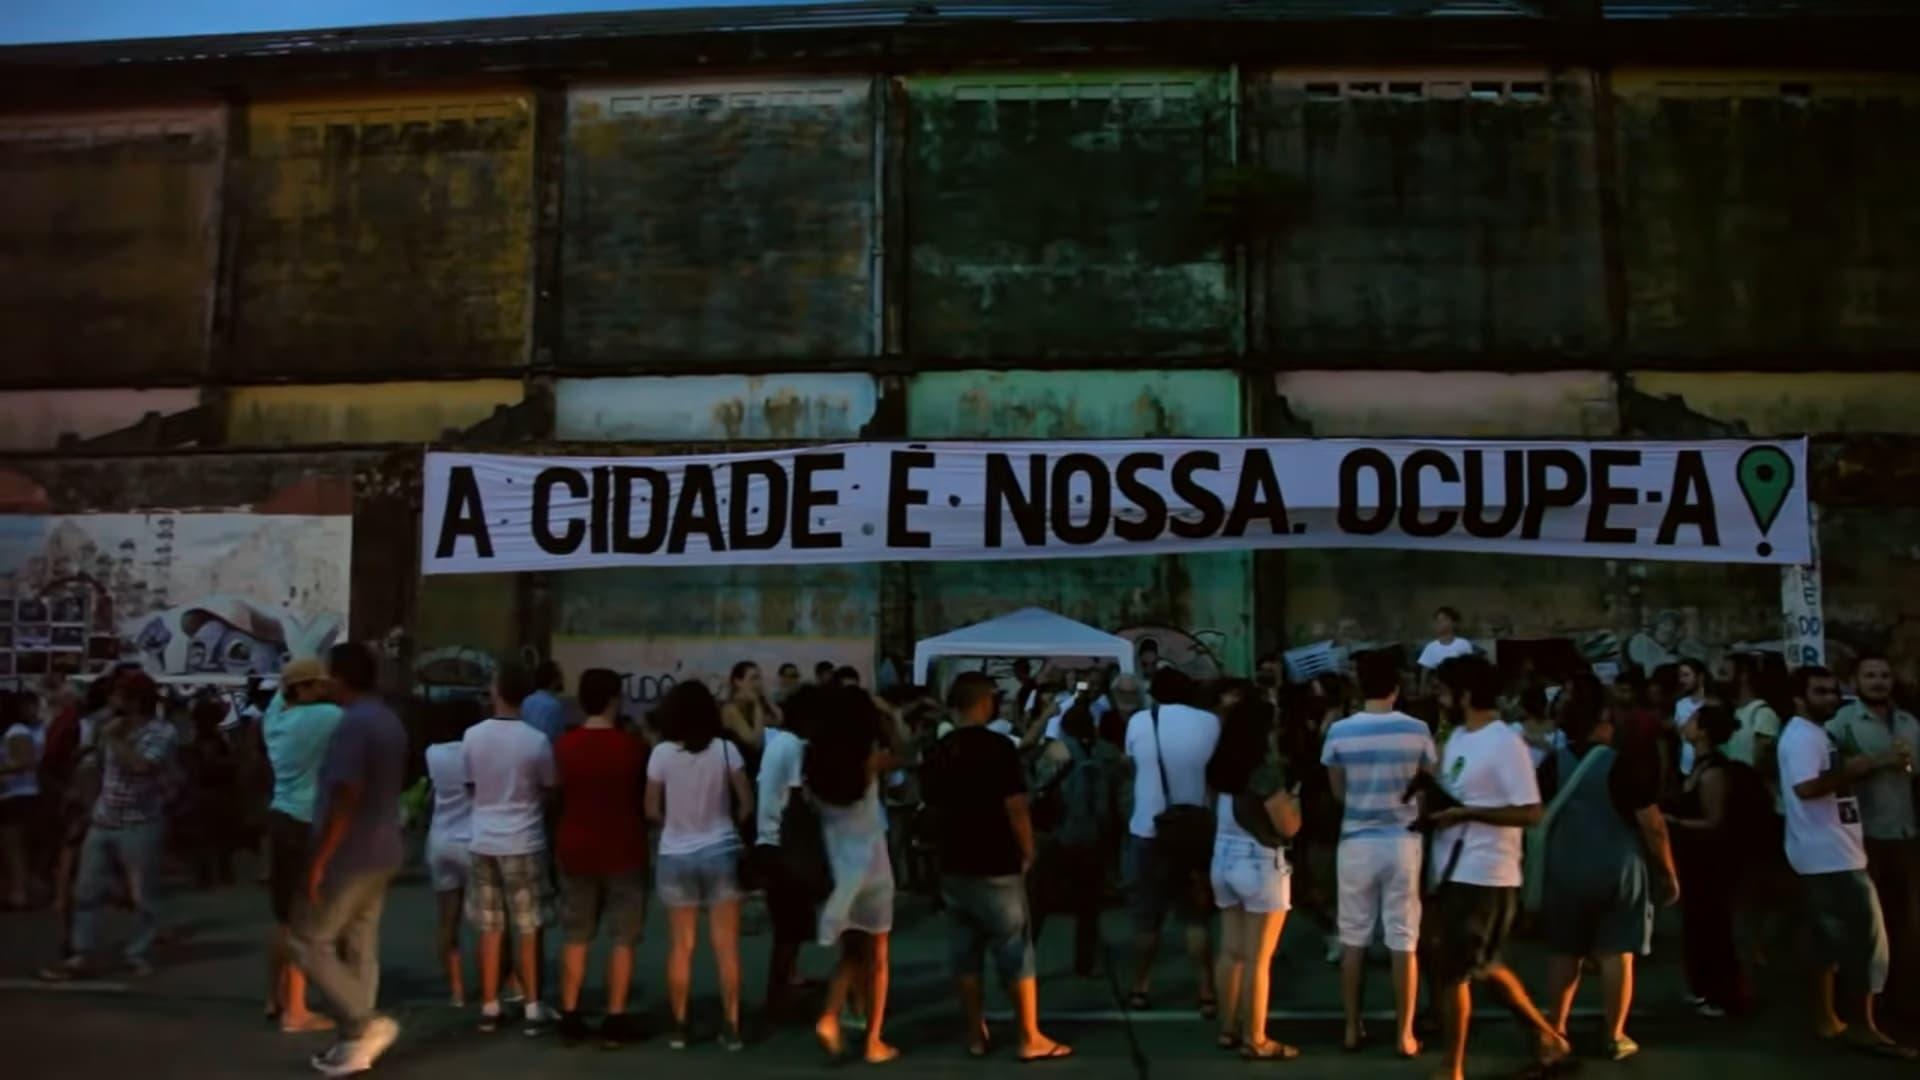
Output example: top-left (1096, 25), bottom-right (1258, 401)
top-left (599, 1013), bottom-right (637, 1049)
top-left (1607, 1036), bottom-right (1640, 1062)
top-left (126, 958), bottom-right (156, 978)
top-left (316, 1016), bottom-right (400, 1077)
top-left (668, 1023), bottom-right (692, 1050)
top-left (309, 1043), bottom-right (347, 1072)
top-left (719, 1024), bottom-right (745, 1053)
top-left (524, 1001), bottom-right (559, 1036)
top-left (38, 957), bottom-right (92, 982)
top-left (1696, 1002), bottom-right (1727, 1019)
top-left (477, 1002), bottom-right (503, 1034)
top-left (1684, 994), bottom-right (1707, 1008)
top-left (1323, 937), bottom-right (1343, 965)
top-left (557, 1011), bottom-right (592, 1046)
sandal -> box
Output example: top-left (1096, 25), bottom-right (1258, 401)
top-left (1017, 1043), bottom-right (1075, 1064)
top-left (1218, 1032), bottom-right (1242, 1051)
top-left (1242, 1039), bottom-right (1301, 1061)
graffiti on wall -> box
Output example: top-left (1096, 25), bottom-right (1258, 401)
top-left (0, 514), bottom-right (351, 687)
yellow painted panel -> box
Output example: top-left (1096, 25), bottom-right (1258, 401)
top-left (1630, 372), bottom-right (1920, 435)
top-left (226, 380), bottom-right (524, 444)
top-left (1273, 371), bottom-right (1617, 437)
top-left (232, 91), bottom-right (535, 377)
top-left (1612, 68), bottom-right (1920, 98)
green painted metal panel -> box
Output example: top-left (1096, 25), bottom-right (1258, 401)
top-left (906, 369), bottom-right (1242, 439)
top-left (905, 70), bottom-right (1239, 359)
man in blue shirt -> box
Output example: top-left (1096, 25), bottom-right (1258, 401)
top-left (520, 660), bottom-right (570, 743)
top-left (295, 643), bottom-right (408, 1077)
top-left (1321, 651), bottom-right (1436, 1057)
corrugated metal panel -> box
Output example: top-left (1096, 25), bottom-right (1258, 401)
top-left (225, 380), bottom-right (524, 445)
top-left (228, 91), bottom-right (535, 379)
top-left (0, 389), bottom-right (203, 451)
top-left (905, 70), bottom-right (1237, 359)
top-left (0, 105), bottom-right (224, 385)
top-left (564, 77), bottom-right (875, 364)
top-left (554, 374), bottom-right (878, 441)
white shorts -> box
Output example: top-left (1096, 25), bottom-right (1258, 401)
top-left (428, 835), bottom-right (471, 893)
top-left (1336, 835), bottom-right (1423, 952)
top-left (1211, 838), bottom-right (1292, 914)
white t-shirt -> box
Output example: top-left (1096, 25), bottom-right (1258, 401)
top-left (756, 727), bottom-right (805, 847)
top-left (1125, 704), bottom-right (1222, 839)
top-left (1431, 721), bottom-right (1540, 888)
top-left (1507, 721), bottom-right (1567, 771)
top-left (461, 717), bottom-right (556, 857)
top-left (647, 739), bottom-right (746, 857)
top-left (1778, 716), bottom-right (1868, 876)
top-left (1728, 700), bottom-right (1782, 768)
top-left (1418, 637), bottom-right (1475, 670)
top-left (424, 741), bottom-right (473, 846)
top-left (1673, 696), bottom-right (1704, 775)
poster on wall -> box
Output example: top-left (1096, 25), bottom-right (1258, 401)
top-left (422, 438), bottom-right (1811, 574)
top-left (0, 514), bottom-right (352, 689)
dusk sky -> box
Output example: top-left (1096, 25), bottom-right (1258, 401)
top-left (0, 1), bottom-right (784, 46)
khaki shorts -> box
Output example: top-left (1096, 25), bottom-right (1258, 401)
top-left (466, 852), bottom-right (550, 937)
top-left (561, 869), bottom-right (648, 945)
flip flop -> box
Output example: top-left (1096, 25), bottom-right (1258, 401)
top-left (1017, 1044), bottom-right (1075, 1064)
top-left (280, 1014), bottom-right (337, 1035)
top-left (1846, 1037), bottom-right (1919, 1061)
top-left (1218, 1032), bottom-right (1242, 1051)
top-left (1242, 1039), bottom-right (1301, 1061)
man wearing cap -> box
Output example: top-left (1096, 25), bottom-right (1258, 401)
top-left (262, 658), bottom-right (344, 1033)
top-left (41, 671), bottom-right (178, 980)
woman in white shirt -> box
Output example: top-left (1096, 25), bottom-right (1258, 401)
top-left (646, 682), bottom-right (755, 1051)
top-left (424, 701), bottom-right (481, 1006)
top-left (1206, 698), bottom-right (1302, 1060)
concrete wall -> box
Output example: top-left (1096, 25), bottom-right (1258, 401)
top-left (0, 106), bottom-right (224, 386)
top-left (229, 91), bottom-right (535, 379)
top-left (904, 72), bottom-right (1237, 359)
top-left (0, 389), bottom-right (203, 451)
top-left (1248, 69), bottom-right (1607, 357)
top-left (1615, 70), bottom-right (1920, 357)
top-left (563, 78), bottom-right (876, 365)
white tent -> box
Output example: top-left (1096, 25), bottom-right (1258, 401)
top-left (911, 607), bottom-right (1137, 685)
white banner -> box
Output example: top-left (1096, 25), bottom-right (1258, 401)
top-left (421, 438), bottom-right (1810, 575)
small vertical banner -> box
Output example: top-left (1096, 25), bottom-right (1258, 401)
top-left (1780, 502), bottom-right (1824, 669)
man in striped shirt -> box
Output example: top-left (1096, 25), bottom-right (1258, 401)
top-left (1321, 651), bottom-right (1437, 1057)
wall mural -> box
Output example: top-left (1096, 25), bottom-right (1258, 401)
top-left (0, 513), bottom-right (351, 688)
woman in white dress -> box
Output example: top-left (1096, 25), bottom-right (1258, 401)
top-left (804, 687), bottom-right (901, 1065)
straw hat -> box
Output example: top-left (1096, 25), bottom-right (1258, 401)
top-left (281, 657), bottom-right (328, 688)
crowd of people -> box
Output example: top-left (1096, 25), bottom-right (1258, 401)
top-left (3, 605), bottom-right (1920, 1078)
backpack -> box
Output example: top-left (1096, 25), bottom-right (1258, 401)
top-left (776, 790), bottom-right (833, 905)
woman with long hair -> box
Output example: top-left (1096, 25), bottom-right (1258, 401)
top-left (722, 661), bottom-right (779, 759)
top-left (1207, 697), bottom-right (1302, 1059)
top-left (1667, 703), bottom-right (1754, 1017)
top-left (646, 681), bottom-right (754, 1050)
top-left (805, 685), bottom-right (901, 1064)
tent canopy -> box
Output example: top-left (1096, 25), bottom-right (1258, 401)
top-left (912, 607), bottom-right (1137, 685)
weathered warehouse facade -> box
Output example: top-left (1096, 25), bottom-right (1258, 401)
top-left (2, 0), bottom-right (1919, 701)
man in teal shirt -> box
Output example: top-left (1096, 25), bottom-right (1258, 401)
top-left (1830, 653), bottom-right (1920, 1013)
top-left (262, 658), bottom-right (343, 1033)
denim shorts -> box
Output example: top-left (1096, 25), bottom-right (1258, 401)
top-left (941, 874), bottom-right (1036, 983)
top-left (1210, 837), bottom-right (1291, 914)
top-left (656, 841), bottom-right (743, 909)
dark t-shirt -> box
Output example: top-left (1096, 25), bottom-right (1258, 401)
top-left (313, 696), bottom-right (408, 883)
top-left (925, 725), bottom-right (1028, 877)
top-left (555, 727), bottom-right (650, 876)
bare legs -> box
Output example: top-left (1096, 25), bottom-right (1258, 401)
top-left (818, 933), bottom-right (896, 1063)
top-left (1218, 908), bottom-right (1289, 1051)
top-left (665, 900), bottom-right (743, 1034)
top-left (434, 889), bottom-right (465, 1006)
top-left (666, 906), bottom-right (698, 1026)
top-left (1545, 952), bottom-right (1633, 1044)
top-left (1216, 911), bottom-right (1247, 1044)
top-left (1436, 965), bottom-right (1570, 1080)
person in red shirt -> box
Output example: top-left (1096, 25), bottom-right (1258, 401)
top-left (553, 668), bottom-right (651, 1047)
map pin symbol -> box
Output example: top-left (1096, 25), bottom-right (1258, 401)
top-left (1736, 446), bottom-right (1794, 558)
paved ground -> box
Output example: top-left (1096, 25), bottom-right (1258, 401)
top-left (5, 857), bottom-right (1920, 1079)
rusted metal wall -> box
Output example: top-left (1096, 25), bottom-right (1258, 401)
top-left (1626, 372), bottom-right (1920, 435)
top-left (228, 91), bottom-right (535, 379)
top-left (904, 72), bottom-right (1237, 359)
top-left (553, 374), bottom-right (878, 441)
top-left (563, 78), bottom-right (876, 365)
top-left (0, 106), bottom-right (224, 386)
top-left (1615, 71), bottom-right (1920, 357)
top-left (906, 369), bottom-right (1253, 679)
top-left (226, 380), bottom-right (524, 445)
top-left (1247, 69), bottom-right (1606, 357)
top-left (1270, 370), bottom-right (1618, 437)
